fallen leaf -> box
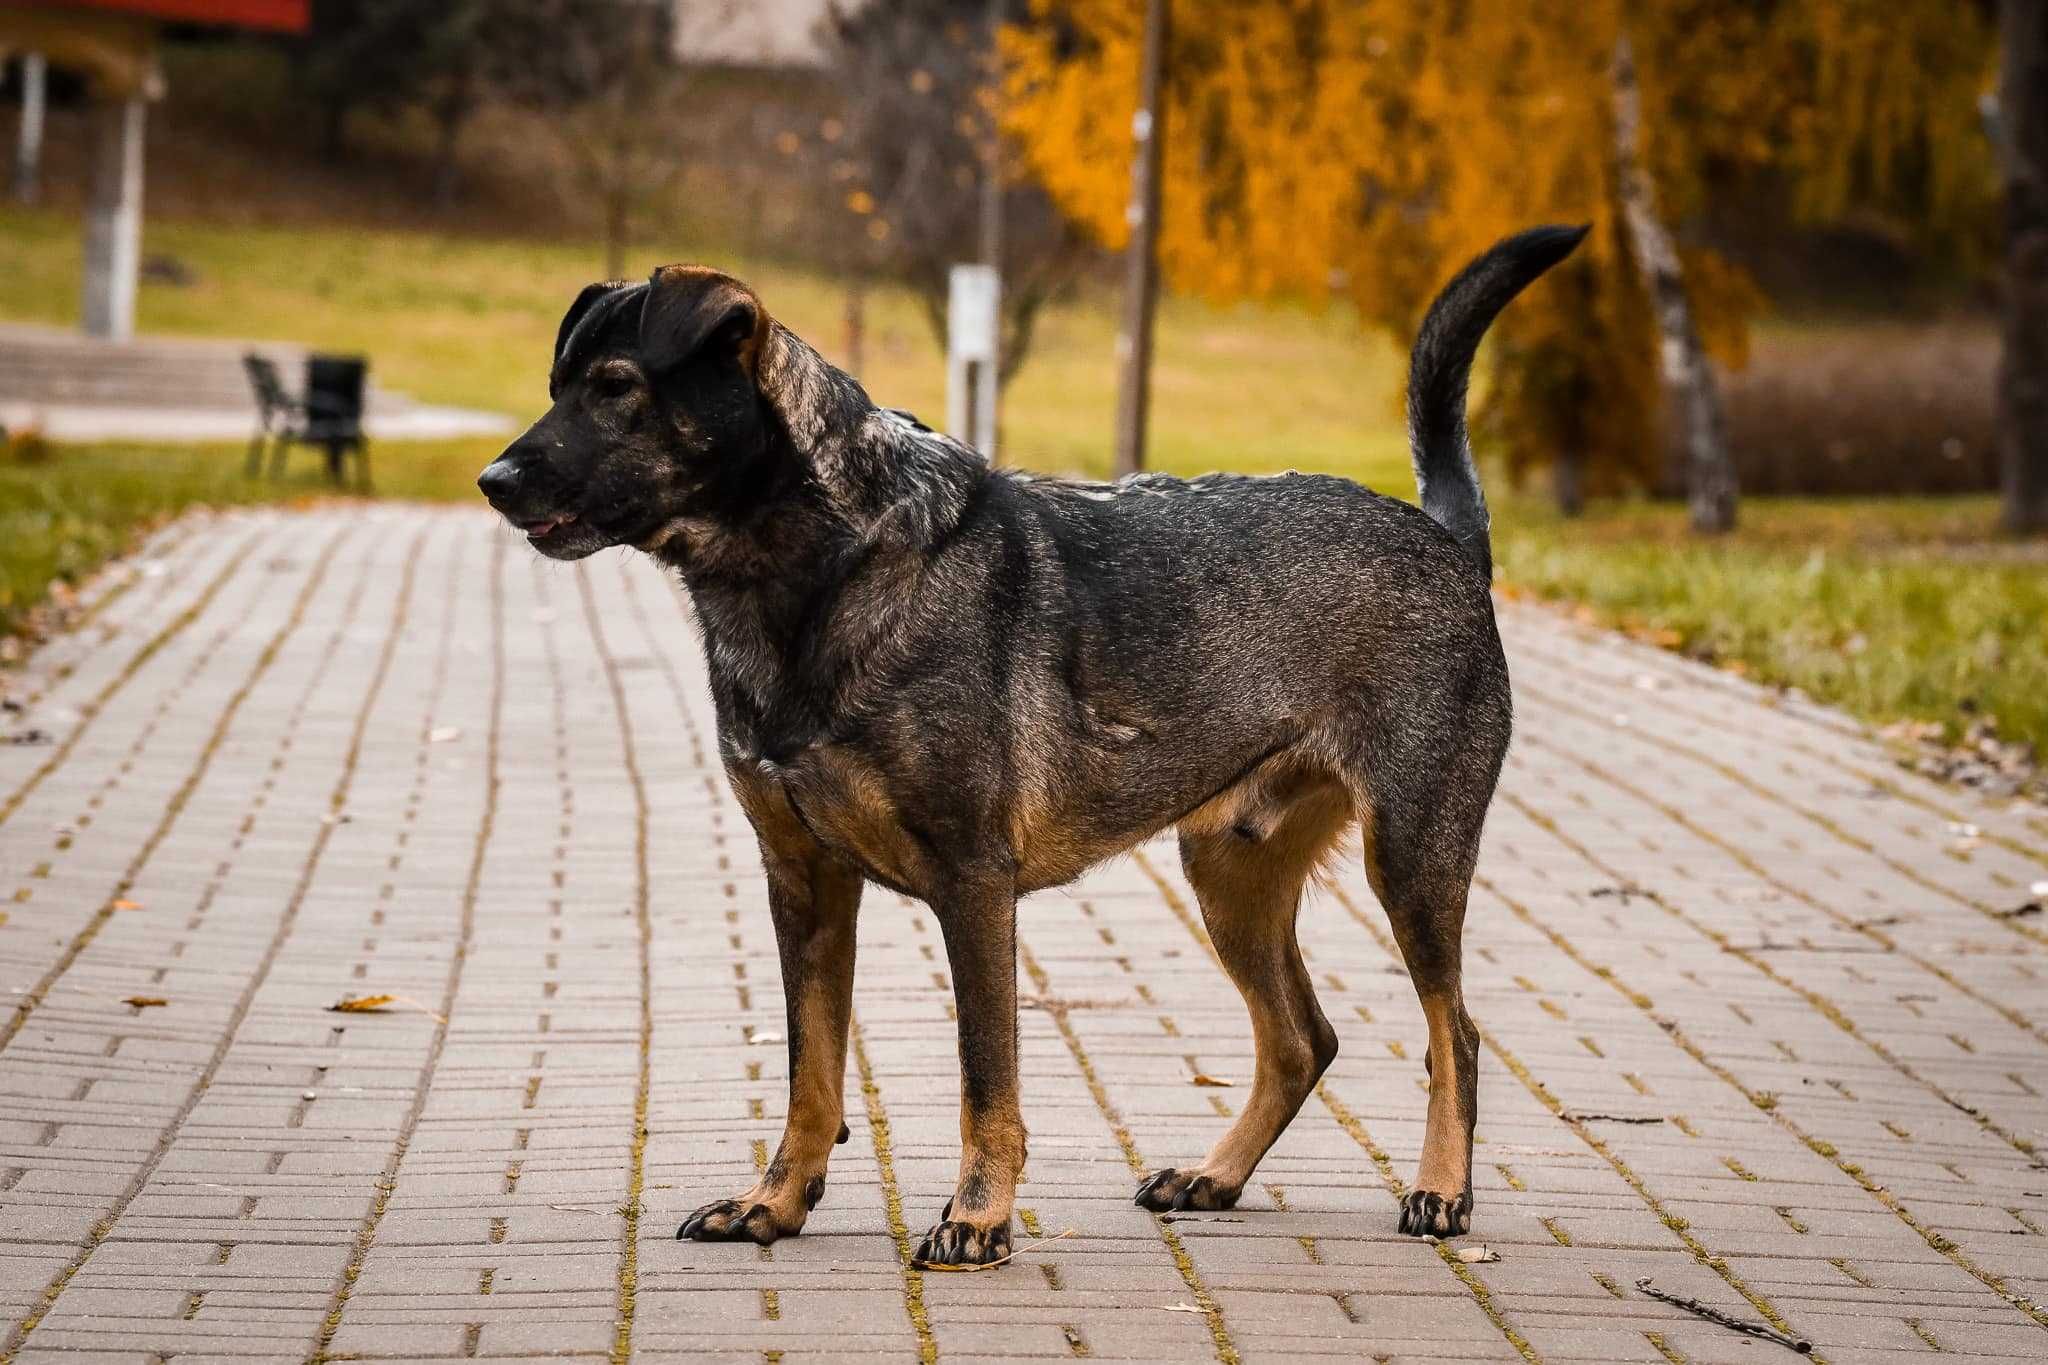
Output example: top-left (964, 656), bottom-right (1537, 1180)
top-left (1456, 1245), bottom-right (1501, 1263)
top-left (111, 899), bottom-right (144, 910)
top-left (123, 996), bottom-right (167, 1008)
top-left (326, 993), bottom-right (447, 1022)
top-left (1189, 1073), bottom-right (1234, 1087)
top-left (329, 994), bottom-right (398, 1012)
top-left (1163, 1302), bottom-right (1207, 1314)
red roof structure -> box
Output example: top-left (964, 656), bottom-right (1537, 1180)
top-left (0, 0), bottom-right (308, 33)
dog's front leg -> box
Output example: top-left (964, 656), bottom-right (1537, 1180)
top-left (679, 850), bottom-right (862, 1245)
top-left (917, 873), bottom-right (1026, 1267)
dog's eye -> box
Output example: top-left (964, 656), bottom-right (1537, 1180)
top-left (594, 371), bottom-right (639, 400)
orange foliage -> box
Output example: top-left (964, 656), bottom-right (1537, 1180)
top-left (1003, 0), bottom-right (1993, 496)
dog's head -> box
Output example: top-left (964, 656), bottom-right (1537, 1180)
top-left (478, 265), bottom-right (775, 560)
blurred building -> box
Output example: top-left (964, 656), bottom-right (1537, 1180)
top-left (673, 0), bottom-right (859, 70)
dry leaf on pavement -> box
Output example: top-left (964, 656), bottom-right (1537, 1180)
top-left (326, 994), bottom-right (447, 1022)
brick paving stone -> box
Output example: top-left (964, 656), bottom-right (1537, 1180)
top-left (4, 504), bottom-right (2047, 1362)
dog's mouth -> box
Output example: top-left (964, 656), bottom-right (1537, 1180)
top-left (516, 511), bottom-right (579, 542)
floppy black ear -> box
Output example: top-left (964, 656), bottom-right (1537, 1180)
top-left (554, 280), bottom-right (631, 369)
top-left (639, 265), bottom-right (770, 380)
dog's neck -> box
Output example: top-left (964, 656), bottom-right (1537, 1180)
top-left (646, 325), bottom-right (988, 740)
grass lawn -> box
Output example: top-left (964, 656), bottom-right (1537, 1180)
top-left (1494, 496), bottom-right (2048, 760)
top-left (4, 206), bottom-right (2043, 763)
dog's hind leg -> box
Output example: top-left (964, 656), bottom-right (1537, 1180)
top-left (679, 849), bottom-right (862, 1245)
top-left (1136, 781), bottom-right (1351, 1212)
top-left (1352, 704), bottom-right (1507, 1238)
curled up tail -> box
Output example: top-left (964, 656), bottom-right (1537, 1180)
top-left (1407, 224), bottom-right (1589, 578)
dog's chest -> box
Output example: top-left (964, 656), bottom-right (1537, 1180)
top-left (730, 746), bottom-right (935, 897)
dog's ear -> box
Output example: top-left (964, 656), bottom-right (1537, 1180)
top-left (554, 281), bottom-right (631, 369)
top-left (550, 281), bottom-right (632, 396)
top-left (639, 265), bottom-right (770, 383)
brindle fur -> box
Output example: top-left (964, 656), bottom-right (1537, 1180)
top-left (479, 230), bottom-right (1587, 1264)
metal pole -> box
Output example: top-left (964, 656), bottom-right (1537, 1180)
top-left (1112, 0), bottom-right (1167, 477)
top-left (978, 0), bottom-right (1005, 456)
top-left (13, 53), bottom-right (46, 206)
top-left (979, 0), bottom-right (1004, 270)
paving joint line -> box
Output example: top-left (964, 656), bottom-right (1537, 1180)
top-left (1015, 936), bottom-right (1239, 1365)
top-left (0, 522), bottom-right (354, 1054)
top-left (1499, 790), bottom-right (2046, 1169)
top-left (1515, 676), bottom-right (2048, 948)
top-left (849, 1016), bottom-right (939, 1365)
top-left (1470, 867), bottom-right (2048, 1332)
top-left (1501, 618), bottom-right (2048, 870)
top-left (308, 528), bottom-right (500, 1364)
top-left (7, 529), bottom-right (311, 931)
top-left (1514, 727), bottom-right (2048, 1052)
top-left (0, 521), bottom-right (270, 829)
top-left (10, 517), bottom-right (202, 711)
top-left (0, 518), bottom-right (432, 1362)
top-left (578, 569), bottom-right (655, 1365)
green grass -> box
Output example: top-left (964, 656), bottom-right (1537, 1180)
top-left (4, 206), bottom-right (2043, 762)
top-left (0, 440), bottom-right (493, 633)
top-left (1495, 495), bottom-right (2048, 756)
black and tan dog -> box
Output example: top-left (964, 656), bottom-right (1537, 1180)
top-left (478, 225), bottom-right (1585, 1266)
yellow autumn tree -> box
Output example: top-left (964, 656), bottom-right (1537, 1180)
top-left (1003, 0), bottom-right (1996, 509)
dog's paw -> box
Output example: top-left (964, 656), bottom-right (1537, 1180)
top-left (913, 1216), bottom-right (1012, 1268)
top-left (676, 1197), bottom-right (798, 1245)
top-left (1396, 1187), bottom-right (1472, 1238)
top-left (1134, 1167), bottom-right (1241, 1213)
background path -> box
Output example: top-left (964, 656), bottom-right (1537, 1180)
top-left (2, 505), bottom-right (2044, 1364)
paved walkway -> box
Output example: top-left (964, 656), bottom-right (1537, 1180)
top-left (2, 504), bottom-right (2046, 1364)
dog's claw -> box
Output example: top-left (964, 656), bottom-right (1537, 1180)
top-left (914, 1216), bottom-right (1012, 1268)
top-left (1134, 1167), bottom-right (1241, 1213)
top-left (677, 1197), bottom-right (790, 1245)
top-left (1397, 1188), bottom-right (1473, 1238)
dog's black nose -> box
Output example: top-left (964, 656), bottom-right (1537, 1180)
top-left (477, 459), bottom-right (520, 503)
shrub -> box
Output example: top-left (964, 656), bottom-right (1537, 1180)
top-left (1669, 322), bottom-right (1998, 497)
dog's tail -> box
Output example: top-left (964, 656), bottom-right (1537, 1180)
top-left (1407, 224), bottom-right (1588, 578)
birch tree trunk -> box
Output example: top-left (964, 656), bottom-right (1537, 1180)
top-left (1999, 0), bottom-right (2048, 534)
top-left (1611, 31), bottom-right (1737, 533)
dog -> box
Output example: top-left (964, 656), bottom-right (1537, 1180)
top-left (478, 224), bottom-right (1586, 1266)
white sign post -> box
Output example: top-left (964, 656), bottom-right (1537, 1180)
top-left (947, 263), bottom-right (1000, 460)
